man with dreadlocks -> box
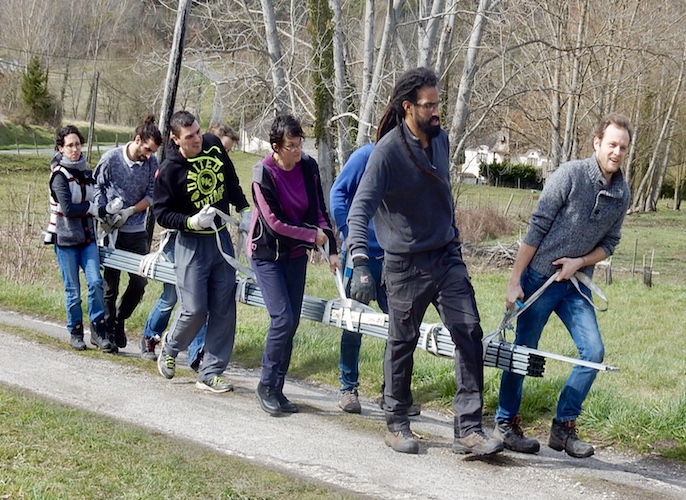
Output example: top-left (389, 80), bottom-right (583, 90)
top-left (346, 67), bottom-right (503, 456)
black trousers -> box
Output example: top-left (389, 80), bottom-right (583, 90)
top-left (103, 230), bottom-right (149, 326)
top-left (382, 242), bottom-right (484, 438)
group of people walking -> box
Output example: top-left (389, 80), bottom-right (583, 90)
top-left (46, 66), bottom-right (632, 460)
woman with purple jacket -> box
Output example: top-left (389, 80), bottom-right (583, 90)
top-left (248, 113), bottom-right (339, 415)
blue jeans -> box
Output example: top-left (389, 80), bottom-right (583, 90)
top-left (143, 231), bottom-right (207, 366)
top-left (55, 242), bottom-right (106, 331)
top-left (339, 253), bottom-right (387, 392)
top-left (496, 266), bottom-right (604, 423)
top-left (253, 255), bottom-right (308, 390)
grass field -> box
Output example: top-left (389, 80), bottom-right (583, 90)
top-left (0, 148), bottom-right (685, 497)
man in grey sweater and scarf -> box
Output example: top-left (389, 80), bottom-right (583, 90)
top-left (494, 113), bottom-right (632, 458)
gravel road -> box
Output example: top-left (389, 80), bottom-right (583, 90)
top-left (1, 309), bottom-right (684, 500)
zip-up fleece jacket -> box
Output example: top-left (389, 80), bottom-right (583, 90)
top-left (154, 134), bottom-right (249, 232)
top-left (249, 153), bottom-right (336, 261)
top-left (525, 155), bottom-right (630, 278)
top-left (347, 122), bottom-right (458, 258)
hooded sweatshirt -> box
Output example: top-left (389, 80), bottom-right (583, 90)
top-left (153, 133), bottom-right (249, 232)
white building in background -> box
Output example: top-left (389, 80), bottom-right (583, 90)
top-left (460, 128), bottom-right (552, 183)
top-left (460, 128), bottom-right (510, 181)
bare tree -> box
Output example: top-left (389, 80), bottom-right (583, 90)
top-left (260, 0), bottom-right (290, 112)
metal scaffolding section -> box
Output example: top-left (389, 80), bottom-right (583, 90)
top-left (99, 247), bottom-right (619, 376)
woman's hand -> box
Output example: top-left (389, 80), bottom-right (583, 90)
top-left (328, 253), bottom-right (341, 274)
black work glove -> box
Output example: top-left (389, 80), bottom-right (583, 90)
top-left (350, 260), bottom-right (376, 304)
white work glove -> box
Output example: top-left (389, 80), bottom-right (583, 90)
top-left (113, 206), bottom-right (136, 228)
top-left (87, 201), bottom-right (99, 217)
top-left (239, 209), bottom-right (252, 234)
top-left (188, 205), bottom-right (217, 230)
top-left (106, 197), bottom-right (124, 214)
top-left (99, 213), bottom-right (122, 235)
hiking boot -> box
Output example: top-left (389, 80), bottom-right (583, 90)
top-left (453, 431), bottom-right (504, 456)
top-left (140, 334), bottom-right (160, 361)
top-left (339, 389), bottom-right (362, 414)
top-left (277, 391), bottom-right (299, 413)
top-left (384, 429), bottom-right (419, 454)
top-left (548, 418), bottom-right (594, 458)
top-left (69, 323), bottom-right (86, 351)
top-left (195, 376), bottom-right (234, 393)
top-left (112, 317), bottom-right (127, 348)
top-left (494, 415), bottom-right (540, 454)
top-left (378, 397), bottom-right (421, 417)
top-left (90, 320), bottom-right (116, 353)
top-left (256, 382), bottom-right (281, 415)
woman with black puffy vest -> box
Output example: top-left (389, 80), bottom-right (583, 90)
top-left (46, 125), bottom-right (113, 353)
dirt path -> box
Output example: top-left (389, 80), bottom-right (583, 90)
top-left (1, 309), bottom-right (685, 500)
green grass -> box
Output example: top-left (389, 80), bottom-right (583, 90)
top-left (0, 384), bottom-right (358, 500)
top-left (0, 120), bottom-right (131, 151)
top-left (0, 148), bottom-right (685, 478)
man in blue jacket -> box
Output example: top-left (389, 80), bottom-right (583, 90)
top-left (330, 144), bottom-right (420, 416)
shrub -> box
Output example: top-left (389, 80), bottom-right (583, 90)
top-left (455, 206), bottom-right (515, 244)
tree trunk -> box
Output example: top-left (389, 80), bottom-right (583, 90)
top-left (633, 49), bottom-right (685, 212)
top-left (260, 0), bottom-right (289, 113)
top-left (448, 0), bottom-right (491, 169)
top-left (357, 0), bottom-right (404, 146)
top-left (417, 0), bottom-right (444, 67)
top-left (329, 0), bottom-right (352, 167)
top-left (435, 0), bottom-right (457, 79)
top-left (560, 0), bottom-right (588, 163)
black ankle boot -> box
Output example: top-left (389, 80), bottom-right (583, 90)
top-left (256, 383), bottom-right (282, 415)
top-left (90, 319), bottom-right (116, 353)
top-left (69, 323), bottom-right (86, 351)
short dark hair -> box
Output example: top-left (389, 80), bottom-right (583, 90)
top-left (269, 113), bottom-right (303, 148)
top-left (594, 113), bottom-right (633, 144)
top-left (376, 67), bottom-right (439, 142)
top-left (55, 125), bottom-right (85, 150)
top-left (169, 110), bottom-right (197, 137)
top-left (135, 114), bottom-right (162, 146)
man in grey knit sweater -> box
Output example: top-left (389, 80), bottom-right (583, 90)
top-left (94, 116), bottom-right (161, 350)
top-left (494, 113), bottom-right (632, 458)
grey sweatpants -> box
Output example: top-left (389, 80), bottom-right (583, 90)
top-left (382, 242), bottom-right (485, 438)
top-left (164, 229), bottom-right (237, 383)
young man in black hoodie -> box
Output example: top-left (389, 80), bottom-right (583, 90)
top-left (153, 110), bottom-right (251, 393)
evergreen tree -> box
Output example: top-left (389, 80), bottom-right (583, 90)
top-left (21, 56), bottom-right (58, 125)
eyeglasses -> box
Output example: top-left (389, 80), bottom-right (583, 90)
top-left (413, 101), bottom-right (440, 112)
top-left (281, 139), bottom-right (304, 152)
top-left (63, 142), bottom-right (82, 150)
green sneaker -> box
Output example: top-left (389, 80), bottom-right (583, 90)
top-left (196, 376), bottom-right (234, 393)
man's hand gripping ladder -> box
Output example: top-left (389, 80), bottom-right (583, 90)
top-left (482, 271), bottom-right (619, 377)
top-left (318, 245), bottom-right (378, 332)
top-left (138, 208), bottom-right (255, 282)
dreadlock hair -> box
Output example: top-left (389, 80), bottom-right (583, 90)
top-left (134, 114), bottom-right (163, 146)
top-left (375, 67), bottom-right (442, 183)
top-left (376, 67), bottom-right (439, 143)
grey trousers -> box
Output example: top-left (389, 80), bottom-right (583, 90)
top-left (164, 229), bottom-right (237, 383)
top-left (382, 242), bottom-right (485, 438)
